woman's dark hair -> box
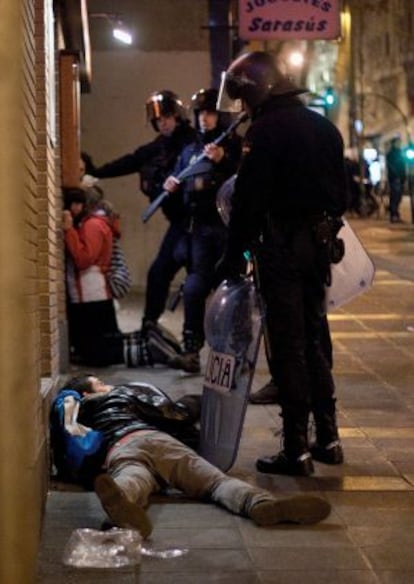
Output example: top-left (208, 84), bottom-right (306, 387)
top-left (61, 374), bottom-right (95, 396)
top-left (63, 187), bottom-right (87, 211)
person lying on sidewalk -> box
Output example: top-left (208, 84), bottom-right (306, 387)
top-left (59, 374), bottom-right (331, 539)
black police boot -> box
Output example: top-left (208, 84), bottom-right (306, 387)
top-left (310, 402), bottom-right (344, 465)
top-left (256, 409), bottom-right (314, 476)
top-left (310, 440), bottom-right (343, 465)
top-left (249, 378), bottom-right (279, 404)
top-left (168, 329), bottom-right (203, 374)
top-left (256, 450), bottom-right (314, 476)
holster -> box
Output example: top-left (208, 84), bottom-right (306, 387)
top-left (312, 215), bottom-right (345, 286)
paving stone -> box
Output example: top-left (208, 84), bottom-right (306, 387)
top-left (37, 211), bottom-right (414, 581)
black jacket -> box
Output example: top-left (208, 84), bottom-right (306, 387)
top-left (226, 96), bottom-right (347, 260)
top-left (94, 122), bottom-right (196, 222)
top-left (173, 127), bottom-right (242, 224)
top-left (78, 382), bottom-right (201, 451)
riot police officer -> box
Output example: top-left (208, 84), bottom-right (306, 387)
top-left (164, 88), bottom-right (242, 373)
top-left (93, 90), bottom-right (196, 328)
top-left (216, 52), bottom-right (348, 476)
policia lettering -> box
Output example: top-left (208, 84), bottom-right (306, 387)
top-left (205, 351), bottom-right (236, 393)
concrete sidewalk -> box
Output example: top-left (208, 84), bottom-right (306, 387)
top-left (38, 203), bottom-right (414, 583)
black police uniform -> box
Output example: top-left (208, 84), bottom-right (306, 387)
top-left (222, 94), bottom-right (347, 475)
top-left (168, 125), bottom-right (242, 368)
top-left (94, 121), bottom-right (196, 324)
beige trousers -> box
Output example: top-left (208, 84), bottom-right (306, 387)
top-left (105, 430), bottom-right (272, 516)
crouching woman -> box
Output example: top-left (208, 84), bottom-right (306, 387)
top-left (63, 186), bottom-right (123, 365)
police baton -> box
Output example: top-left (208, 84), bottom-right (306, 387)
top-left (141, 111), bottom-right (248, 223)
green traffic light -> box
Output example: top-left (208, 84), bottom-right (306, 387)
top-left (405, 145), bottom-right (414, 161)
top-left (323, 87), bottom-right (337, 108)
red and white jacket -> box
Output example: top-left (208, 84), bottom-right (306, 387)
top-left (65, 213), bottom-right (114, 303)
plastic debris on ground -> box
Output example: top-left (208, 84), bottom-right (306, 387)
top-left (62, 528), bottom-right (142, 568)
top-left (62, 527), bottom-right (189, 568)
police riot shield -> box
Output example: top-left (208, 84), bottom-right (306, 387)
top-left (325, 218), bottom-right (375, 310)
top-left (200, 276), bottom-right (264, 471)
top-left (216, 173), bottom-right (236, 226)
top-left (217, 175), bottom-right (375, 312)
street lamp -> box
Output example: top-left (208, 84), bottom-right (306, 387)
top-left (112, 25), bottom-right (133, 45)
top-left (287, 50), bottom-right (305, 69)
top-left (89, 12), bottom-right (134, 46)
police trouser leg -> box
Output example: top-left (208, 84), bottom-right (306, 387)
top-left (312, 400), bottom-right (339, 445)
top-left (144, 224), bottom-right (185, 322)
top-left (255, 224), bottom-right (334, 459)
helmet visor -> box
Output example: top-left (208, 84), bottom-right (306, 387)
top-left (217, 71), bottom-right (243, 113)
top-left (146, 98), bottom-right (162, 122)
top-left (146, 92), bottom-right (184, 122)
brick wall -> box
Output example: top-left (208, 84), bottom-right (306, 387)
top-left (35, 0), bottom-right (64, 377)
top-left (0, 0), bottom-right (67, 580)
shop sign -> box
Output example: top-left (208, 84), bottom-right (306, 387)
top-left (239, 0), bottom-right (341, 40)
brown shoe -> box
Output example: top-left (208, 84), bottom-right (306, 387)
top-left (250, 495), bottom-right (331, 526)
top-left (168, 352), bottom-right (201, 374)
top-left (249, 379), bottom-right (279, 404)
top-left (94, 474), bottom-right (153, 539)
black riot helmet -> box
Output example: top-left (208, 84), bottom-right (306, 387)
top-left (191, 88), bottom-right (220, 129)
top-left (220, 51), bottom-right (307, 112)
top-left (191, 88), bottom-right (219, 114)
top-left (146, 90), bottom-right (186, 131)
